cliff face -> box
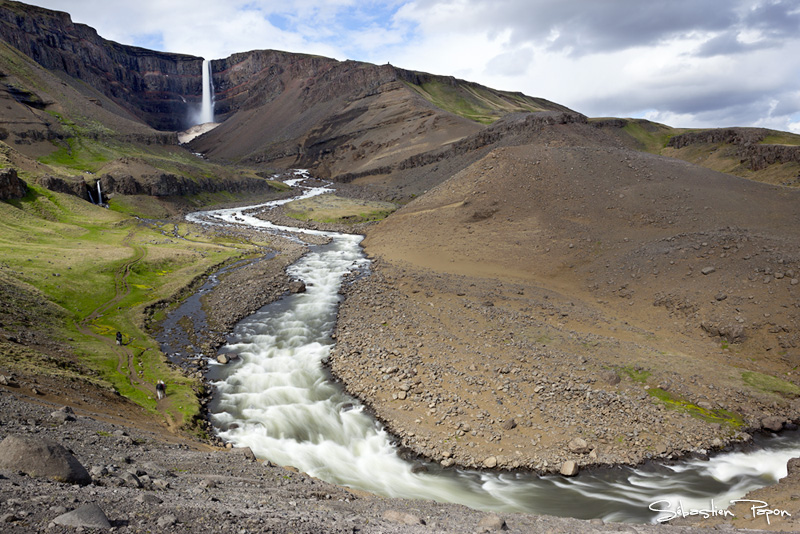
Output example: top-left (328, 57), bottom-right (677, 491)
top-left (0, 167), bottom-right (26, 199)
top-left (0, 0), bottom-right (574, 181)
top-left (0, 0), bottom-right (203, 131)
top-left (210, 50), bottom-right (345, 121)
top-left (191, 51), bottom-right (483, 177)
top-left (668, 128), bottom-right (800, 172)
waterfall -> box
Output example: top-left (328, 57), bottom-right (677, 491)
top-left (198, 59), bottom-right (214, 124)
top-left (96, 180), bottom-right (102, 205)
top-left (86, 184), bottom-right (96, 205)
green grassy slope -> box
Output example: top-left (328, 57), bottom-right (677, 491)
top-left (0, 183), bottom-right (266, 432)
top-left (404, 76), bottom-right (573, 124)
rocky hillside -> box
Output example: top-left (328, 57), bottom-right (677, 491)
top-left (2, 0), bottom-right (797, 193)
top-left (595, 119), bottom-right (800, 187)
top-left (190, 50), bottom-right (572, 180)
top-left (0, 0), bottom-right (573, 188)
top-left (331, 117), bottom-right (800, 475)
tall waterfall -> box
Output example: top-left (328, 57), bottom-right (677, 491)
top-left (198, 58), bottom-right (214, 124)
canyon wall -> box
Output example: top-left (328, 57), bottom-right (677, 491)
top-left (0, 0), bottom-right (203, 130)
top-left (667, 128), bottom-right (800, 171)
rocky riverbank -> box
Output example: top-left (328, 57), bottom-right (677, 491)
top-left (332, 260), bottom-right (800, 476)
top-left (1, 363), bottom-right (792, 533)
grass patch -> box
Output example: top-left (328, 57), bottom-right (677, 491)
top-left (648, 388), bottom-right (744, 427)
top-left (284, 194), bottom-right (397, 224)
top-left (618, 365), bottom-right (651, 383)
top-left (404, 78), bottom-right (562, 124)
top-left (761, 132), bottom-right (800, 146)
top-left (0, 185), bottom-right (259, 429)
top-left (742, 371), bottom-right (800, 398)
top-left (619, 120), bottom-right (679, 153)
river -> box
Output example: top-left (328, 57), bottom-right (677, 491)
top-left (186, 172), bottom-right (800, 524)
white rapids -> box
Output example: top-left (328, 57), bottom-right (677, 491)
top-left (187, 171), bottom-right (800, 524)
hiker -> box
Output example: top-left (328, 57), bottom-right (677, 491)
top-left (156, 380), bottom-right (166, 400)
top-left (116, 331), bottom-right (122, 345)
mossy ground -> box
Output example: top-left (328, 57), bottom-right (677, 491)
top-left (405, 78), bottom-right (558, 124)
top-left (0, 184), bottom-right (261, 431)
top-left (614, 365), bottom-right (744, 427)
top-left (742, 370), bottom-right (800, 398)
top-left (646, 387), bottom-right (745, 427)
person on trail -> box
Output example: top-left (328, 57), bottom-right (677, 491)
top-left (156, 380), bottom-right (166, 400)
top-left (116, 331), bottom-right (122, 345)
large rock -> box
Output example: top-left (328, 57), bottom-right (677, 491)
top-left (477, 514), bottom-right (508, 531)
top-left (0, 168), bottom-right (27, 200)
top-left (568, 437), bottom-right (591, 454)
top-left (560, 460), bottom-right (579, 477)
top-left (52, 504), bottom-right (111, 529)
top-left (38, 175), bottom-right (90, 201)
top-left (0, 434), bottom-right (91, 485)
top-left (762, 416), bottom-right (784, 432)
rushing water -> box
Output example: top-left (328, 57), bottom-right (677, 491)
top-left (188, 172), bottom-right (800, 524)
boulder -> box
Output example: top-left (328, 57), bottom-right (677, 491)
top-left (0, 434), bottom-right (91, 485)
top-left (52, 504), bottom-right (111, 529)
top-left (288, 280), bottom-right (306, 294)
top-left (787, 457), bottom-right (800, 476)
top-left (762, 416), bottom-right (784, 432)
top-left (50, 405), bottom-right (76, 423)
top-left (477, 514), bottom-right (508, 531)
top-left (137, 494), bottom-right (163, 505)
top-left (568, 437), bottom-right (591, 454)
top-left (560, 460), bottom-right (579, 477)
top-left (157, 514), bottom-right (178, 528)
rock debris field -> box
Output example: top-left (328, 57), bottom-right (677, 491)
top-left (3, 383), bottom-right (774, 533)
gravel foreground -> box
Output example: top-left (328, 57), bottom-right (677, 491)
top-left (0, 385), bottom-right (787, 534)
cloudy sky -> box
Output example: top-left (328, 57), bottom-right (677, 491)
top-left (26, 0), bottom-right (800, 133)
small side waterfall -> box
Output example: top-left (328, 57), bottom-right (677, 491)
top-left (198, 59), bottom-right (214, 124)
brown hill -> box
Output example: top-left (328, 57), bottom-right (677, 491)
top-left (190, 50), bottom-right (572, 183)
top-left (331, 118), bottom-right (800, 472)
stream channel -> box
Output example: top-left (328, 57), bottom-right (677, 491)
top-left (181, 172), bottom-right (800, 524)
